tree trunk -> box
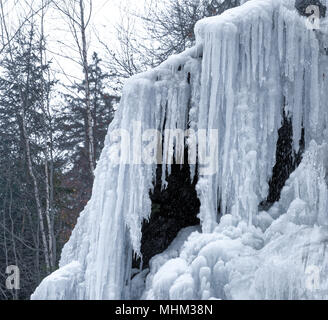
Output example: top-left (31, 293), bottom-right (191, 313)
top-left (22, 114), bottom-right (50, 273)
top-left (79, 0), bottom-right (95, 176)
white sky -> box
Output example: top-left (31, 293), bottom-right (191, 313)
top-left (1, 0), bottom-right (147, 87)
top-left (44, 0), bottom-right (147, 85)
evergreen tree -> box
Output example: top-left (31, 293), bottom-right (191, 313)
top-left (0, 25), bottom-right (58, 299)
top-left (56, 52), bottom-right (119, 241)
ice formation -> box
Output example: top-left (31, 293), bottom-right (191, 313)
top-left (32, 0), bottom-right (328, 300)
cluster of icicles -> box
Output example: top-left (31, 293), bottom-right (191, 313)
top-left (32, 0), bottom-right (328, 300)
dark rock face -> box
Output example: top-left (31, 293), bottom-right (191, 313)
top-left (138, 159), bottom-right (200, 269)
top-left (295, 0), bottom-right (326, 18)
top-left (266, 111), bottom-right (304, 204)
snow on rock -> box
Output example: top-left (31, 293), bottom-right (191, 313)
top-left (31, 261), bottom-right (84, 300)
top-left (277, 141), bottom-right (328, 226)
top-left (142, 142), bottom-right (328, 300)
top-left (32, 0), bottom-right (328, 300)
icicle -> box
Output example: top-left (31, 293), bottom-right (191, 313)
top-left (309, 33), bottom-right (320, 140)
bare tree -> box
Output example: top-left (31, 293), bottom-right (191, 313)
top-left (0, 0), bottom-right (52, 55)
top-left (144, 0), bottom-right (241, 62)
top-left (53, 0), bottom-right (96, 176)
top-left (39, 0), bottom-right (57, 270)
top-left (101, 0), bottom-right (241, 85)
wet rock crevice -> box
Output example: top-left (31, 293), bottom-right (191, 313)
top-left (138, 159), bottom-right (200, 269)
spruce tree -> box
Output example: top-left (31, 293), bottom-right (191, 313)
top-left (56, 52), bottom-right (118, 241)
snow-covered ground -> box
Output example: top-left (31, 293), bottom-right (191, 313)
top-left (32, 0), bottom-right (328, 300)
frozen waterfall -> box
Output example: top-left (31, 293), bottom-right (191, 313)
top-left (32, 0), bottom-right (328, 300)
